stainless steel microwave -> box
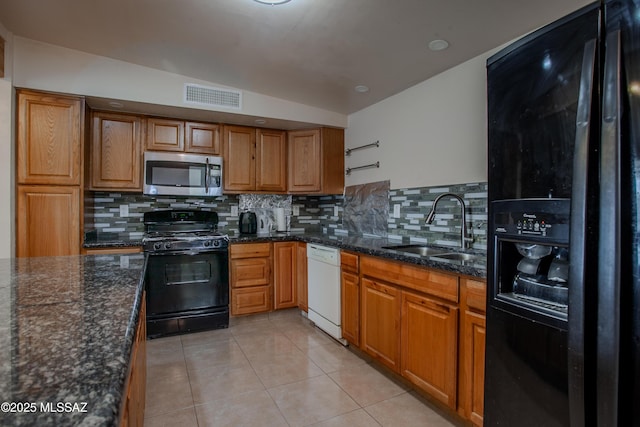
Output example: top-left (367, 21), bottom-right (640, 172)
top-left (143, 152), bottom-right (223, 197)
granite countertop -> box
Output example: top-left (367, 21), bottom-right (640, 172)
top-left (0, 254), bottom-right (146, 427)
top-left (84, 230), bottom-right (486, 278)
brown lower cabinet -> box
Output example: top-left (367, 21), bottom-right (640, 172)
top-left (119, 294), bottom-right (146, 427)
top-left (346, 253), bottom-right (486, 424)
top-left (230, 241), bottom-right (309, 316)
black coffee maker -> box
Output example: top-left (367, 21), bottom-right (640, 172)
top-left (239, 211), bottom-right (257, 234)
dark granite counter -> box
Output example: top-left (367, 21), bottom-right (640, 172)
top-left (0, 254), bottom-right (146, 427)
top-left (228, 231), bottom-right (487, 278)
top-left (83, 230), bottom-right (486, 278)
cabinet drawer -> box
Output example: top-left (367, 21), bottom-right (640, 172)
top-left (361, 256), bottom-right (459, 303)
top-left (340, 251), bottom-right (359, 272)
top-left (464, 278), bottom-right (487, 312)
top-left (232, 286), bottom-right (272, 315)
top-left (231, 258), bottom-right (270, 288)
top-left (230, 242), bottom-right (271, 259)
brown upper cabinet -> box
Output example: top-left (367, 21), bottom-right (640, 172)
top-left (222, 125), bottom-right (287, 194)
top-left (146, 117), bottom-right (221, 155)
top-left (287, 127), bottom-right (344, 194)
top-left (17, 90), bottom-right (83, 186)
top-left (90, 111), bottom-right (143, 191)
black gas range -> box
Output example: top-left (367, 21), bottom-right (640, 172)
top-left (143, 210), bottom-right (229, 338)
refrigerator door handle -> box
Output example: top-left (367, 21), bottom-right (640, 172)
top-left (598, 28), bottom-right (622, 427)
top-left (568, 37), bottom-right (597, 427)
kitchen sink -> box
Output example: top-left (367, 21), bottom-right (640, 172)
top-left (381, 244), bottom-right (451, 257)
top-left (431, 252), bottom-right (484, 263)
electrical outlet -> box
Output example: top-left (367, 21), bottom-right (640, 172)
top-left (334, 206), bottom-right (339, 217)
top-left (231, 205), bottom-right (239, 216)
top-left (119, 205), bottom-right (129, 217)
top-left (293, 205), bottom-right (300, 216)
top-left (393, 204), bottom-right (401, 218)
top-left (120, 256), bottom-right (129, 269)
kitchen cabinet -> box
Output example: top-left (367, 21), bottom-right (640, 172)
top-left (340, 251), bottom-right (360, 346)
top-left (361, 276), bottom-right (401, 372)
top-left (256, 129), bottom-right (287, 192)
top-left (273, 241), bottom-right (297, 309)
top-left (296, 242), bottom-right (308, 311)
top-left (17, 90), bottom-right (83, 186)
top-left (186, 121), bottom-right (221, 154)
top-left (120, 295), bottom-right (146, 427)
top-left (358, 254), bottom-right (462, 409)
top-left (145, 117), bottom-right (184, 152)
top-left (287, 127), bottom-right (344, 194)
top-left (223, 125), bottom-right (256, 192)
top-left (90, 111), bottom-right (143, 191)
top-left (401, 289), bottom-right (458, 409)
top-left (16, 90), bottom-right (84, 257)
top-left (223, 125), bottom-right (287, 193)
top-left (458, 278), bottom-right (486, 426)
top-left (230, 242), bottom-right (272, 315)
top-left (17, 186), bottom-right (81, 258)
top-left (145, 118), bottom-right (221, 154)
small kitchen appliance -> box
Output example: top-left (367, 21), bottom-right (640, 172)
top-left (239, 211), bottom-right (257, 234)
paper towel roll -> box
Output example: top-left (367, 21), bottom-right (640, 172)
top-left (275, 207), bottom-right (286, 232)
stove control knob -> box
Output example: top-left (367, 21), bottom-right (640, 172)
top-left (203, 240), bottom-right (211, 247)
top-left (164, 242), bottom-right (172, 250)
top-left (213, 239), bottom-right (221, 247)
top-left (153, 242), bottom-right (163, 251)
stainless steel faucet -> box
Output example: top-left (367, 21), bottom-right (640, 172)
top-left (425, 193), bottom-right (472, 249)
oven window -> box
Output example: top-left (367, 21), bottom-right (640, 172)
top-left (165, 260), bottom-right (211, 285)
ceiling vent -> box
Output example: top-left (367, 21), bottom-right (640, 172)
top-left (184, 83), bottom-right (242, 110)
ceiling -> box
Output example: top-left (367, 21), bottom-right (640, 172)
top-left (0, 0), bottom-right (592, 116)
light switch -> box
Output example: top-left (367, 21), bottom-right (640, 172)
top-left (293, 205), bottom-right (300, 216)
top-left (393, 204), bottom-right (401, 218)
top-left (119, 205), bottom-right (129, 217)
top-left (334, 206), bottom-right (339, 217)
top-left (120, 256), bottom-right (129, 268)
top-left (231, 205), bottom-right (239, 216)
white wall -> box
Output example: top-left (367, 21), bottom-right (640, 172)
top-left (12, 37), bottom-right (347, 128)
top-left (345, 51), bottom-right (494, 190)
top-left (0, 24), bottom-right (13, 259)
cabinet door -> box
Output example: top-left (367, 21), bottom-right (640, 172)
top-left (361, 277), bottom-right (401, 372)
top-left (146, 118), bottom-right (184, 151)
top-left (273, 242), bottom-right (297, 309)
top-left (17, 185), bottom-right (80, 257)
top-left (256, 129), bottom-right (287, 192)
top-left (401, 289), bottom-right (458, 409)
top-left (17, 91), bottom-right (82, 185)
top-left (462, 310), bottom-right (485, 426)
top-left (91, 112), bottom-right (142, 190)
top-left (287, 129), bottom-right (321, 192)
top-left (223, 125), bottom-right (256, 192)
top-left (296, 242), bottom-right (308, 311)
top-left (185, 122), bottom-right (221, 154)
top-left (341, 270), bottom-right (360, 346)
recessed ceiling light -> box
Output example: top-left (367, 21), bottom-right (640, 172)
top-left (428, 39), bottom-right (449, 51)
top-left (354, 85), bottom-right (369, 93)
top-left (255, 119), bottom-right (267, 125)
top-left (253, 0), bottom-right (291, 5)
top-left (108, 101), bottom-right (124, 108)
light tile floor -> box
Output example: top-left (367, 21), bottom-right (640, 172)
top-left (144, 309), bottom-right (459, 427)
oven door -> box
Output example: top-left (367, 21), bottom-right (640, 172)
top-left (145, 249), bottom-right (229, 317)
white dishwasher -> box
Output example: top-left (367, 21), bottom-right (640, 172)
top-left (307, 244), bottom-right (346, 345)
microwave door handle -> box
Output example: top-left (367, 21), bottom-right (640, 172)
top-left (205, 158), bottom-right (210, 193)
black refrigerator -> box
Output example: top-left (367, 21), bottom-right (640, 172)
top-left (485, 1), bottom-right (640, 426)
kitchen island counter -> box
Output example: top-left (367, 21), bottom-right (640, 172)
top-left (0, 253), bottom-right (146, 426)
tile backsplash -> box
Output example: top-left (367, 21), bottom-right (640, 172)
top-left (86, 181), bottom-right (487, 251)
